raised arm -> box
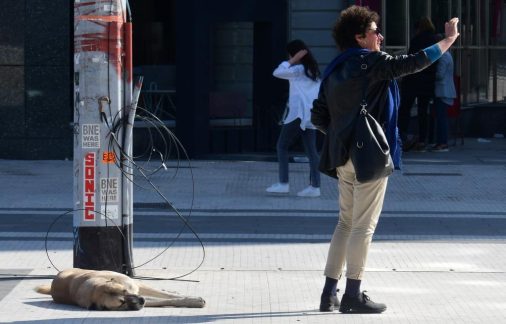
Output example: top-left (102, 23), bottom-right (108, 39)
top-left (272, 61), bottom-right (304, 80)
top-left (372, 18), bottom-right (459, 81)
top-left (437, 18), bottom-right (460, 55)
top-left (272, 49), bottom-right (308, 80)
top-left (423, 18), bottom-right (459, 63)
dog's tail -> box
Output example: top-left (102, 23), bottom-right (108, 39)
top-left (34, 284), bottom-right (51, 295)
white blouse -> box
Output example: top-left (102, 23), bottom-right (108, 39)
top-left (273, 61), bottom-right (321, 130)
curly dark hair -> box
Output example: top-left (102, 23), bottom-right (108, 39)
top-left (332, 5), bottom-right (380, 50)
top-left (286, 39), bottom-right (320, 81)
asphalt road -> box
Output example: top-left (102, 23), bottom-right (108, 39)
top-left (2, 208), bottom-right (506, 240)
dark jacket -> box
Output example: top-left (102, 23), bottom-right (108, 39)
top-left (401, 31), bottom-right (440, 96)
top-left (311, 50), bottom-right (432, 179)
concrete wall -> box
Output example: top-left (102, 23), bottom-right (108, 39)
top-left (288, 0), bottom-right (348, 73)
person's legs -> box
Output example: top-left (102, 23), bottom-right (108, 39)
top-left (428, 102), bottom-right (436, 144)
top-left (320, 276), bottom-right (339, 311)
top-left (338, 161), bottom-right (388, 314)
top-left (435, 98), bottom-right (449, 146)
top-left (416, 96), bottom-right (431, 146)
top-left (397, 93), bottom-right (416, 144)
top-left (323, 160), bottom-right (355, 280)
top-left (322, 160), bottom-right (388, 313)
top-left (275, 119), bottom-right (301, 183)
top-left (300, 128), bottom-right (320, 187)
top-left (343, 167), bottom-right (388, 281)
top-left (320, 160), bottom-right (354, 311)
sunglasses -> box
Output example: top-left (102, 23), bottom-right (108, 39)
top-left (369, 28), bottom-right (381, 35)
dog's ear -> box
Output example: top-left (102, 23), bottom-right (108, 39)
top-left (103, 282), bottom-right (126, 295)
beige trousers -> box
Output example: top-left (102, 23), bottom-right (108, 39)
top-left (324, 159), bottom-right (388, 280)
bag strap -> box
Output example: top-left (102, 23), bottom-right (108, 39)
top-left (359, 56), bottom-right (369, 116)
top-left (359, 54), bottom-right (388, 123)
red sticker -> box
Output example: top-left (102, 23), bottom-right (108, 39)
top-left (102, 151), bottom-right (116, 163)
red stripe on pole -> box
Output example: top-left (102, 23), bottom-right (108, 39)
top-left (75, 23), bottom-right (124, 77)
top-left (124, 22), bottom-right (133, 83)
top-left (77, 15), bottom-right (124, 22)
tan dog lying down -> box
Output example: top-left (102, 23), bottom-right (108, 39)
top-left (35, 268), bottom-right (205, 311)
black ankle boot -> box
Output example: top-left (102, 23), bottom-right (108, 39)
top-left (339, 291), bottom-right (386, 314)
top-left (319, 292), bottom-right (340, 312)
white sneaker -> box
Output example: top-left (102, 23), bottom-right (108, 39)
top-left (297, 186), bottom-right (321, 197)
top-left (266, 183), bottom-right (289, 193)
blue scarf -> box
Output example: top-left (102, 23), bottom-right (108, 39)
top-left (323, 48), bottom-right (402, 169)
top-left (386, 80), bottom-right (402, 169)
top-left (322, 48), bottom-right (370, 81)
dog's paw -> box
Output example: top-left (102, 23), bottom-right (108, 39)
top-left (191, 297), bottom-right (206, 308)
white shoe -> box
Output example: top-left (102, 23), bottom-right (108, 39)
top-left (266, 183), bottom-right (289, 193)
top-left (297, 186), bottom-right (321, 197)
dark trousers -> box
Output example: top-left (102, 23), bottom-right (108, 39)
top-left (277, 119), bottom-right (320, 187)
top-left (433, 98), bottom-right (449, 145)
top-left (398, 94), bottom-right (432, 144)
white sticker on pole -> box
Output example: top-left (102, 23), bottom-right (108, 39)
top-left (82, 124), bottom-right (100, 149)
top-left (101, 205), bottom-right (119, 220)
top-left (104, 4), bottom-right (116, 11)
top-left (100, 177), bottom-right (119, 203)
top-left (83, 152), bottom-right (96, 221)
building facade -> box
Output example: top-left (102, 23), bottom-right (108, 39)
top-left (0, 0), bottom-right (72, 159)
top-left (0, 0), bottom-right (504, 159)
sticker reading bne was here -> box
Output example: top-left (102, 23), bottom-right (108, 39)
top-left (82, 124), bottom-right (100, 148)
top-left (100, 177), bottom-right (119, 203)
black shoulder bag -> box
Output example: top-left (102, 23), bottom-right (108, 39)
top-left (350, 59), bottom-right (394, 183)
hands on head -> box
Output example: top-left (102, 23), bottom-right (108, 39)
top-left (289, 49), bottom-right (308, 65)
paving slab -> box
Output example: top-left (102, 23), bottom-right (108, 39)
top-left (0, 138), bottom-right (505, 323)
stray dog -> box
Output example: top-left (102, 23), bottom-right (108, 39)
top-left (35, 268), bottom-right (205, 311)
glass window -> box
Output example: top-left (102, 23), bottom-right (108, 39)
top-left (385, 0), bottom-right (406, 47)
top-left (410, 0), bottom-right (430, 35)
top-left (131, 0), bottom-right (175, 66)
top-left (210, 22), bottom-right (254, 126)
top-left (431, 0), bottom-right (450, 34)
top-left (491, 0), bottom-right (506, 45)
top-left (130, 0), bottom-right (176, 122)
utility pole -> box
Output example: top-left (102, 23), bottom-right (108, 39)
top-left (73, 0), bottom-right (138, 275)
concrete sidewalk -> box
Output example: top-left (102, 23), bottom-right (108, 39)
top-left (0, 138), bottom-right (505, 323)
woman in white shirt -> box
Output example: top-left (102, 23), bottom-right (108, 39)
top-left (266, 40), bottom-right (322, 197)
